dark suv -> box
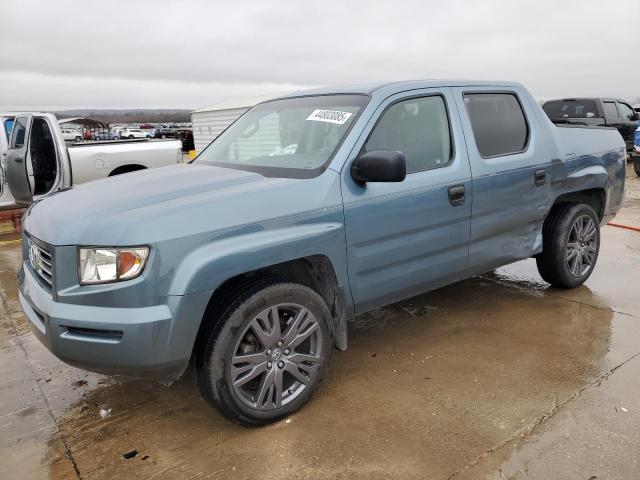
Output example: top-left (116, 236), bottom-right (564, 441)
top-left (153, 128), bottom-right (176, 139)
top-left (542, 98), bottom-right (639, 154)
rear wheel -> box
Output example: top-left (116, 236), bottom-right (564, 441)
top-left (634, 159), bottom-right (640, 177)
top-left (196, 280), bottom-right (332, 426)
top-left (536, 203), bottom-right (600, 288)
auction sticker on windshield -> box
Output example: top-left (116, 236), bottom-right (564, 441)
top-left (306, 109), bottom-right (353, 125)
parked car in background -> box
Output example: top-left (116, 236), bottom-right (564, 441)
top-left (60, 129), bottom-right (83, 142)
top-left (542, 98), bottom-right (639, 154)
top-left (2, 113), bottom-right (182, 209)
top-left (14, 81), bottom-right (625, 426)
top-left (119, 128), bottom-right (148, 139)
top-left (93, 131), bottom-right (119, 141)
top-left (152, 128), bottom-right (176, 139)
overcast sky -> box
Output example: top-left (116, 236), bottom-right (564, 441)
top-left (0, 0), bottom-right (638, 111)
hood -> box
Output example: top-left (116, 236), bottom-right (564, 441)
top-left (23, 164), bottom-right (340, 246)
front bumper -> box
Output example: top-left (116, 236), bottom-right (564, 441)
top-left (18, 263), bottom-right (209, 380)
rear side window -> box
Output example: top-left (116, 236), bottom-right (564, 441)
top-left (464, 93), bottom-right (528, 158)
top-left (9, 116), bottom-right (27, 149)
top-left (542, 100), bottom-right (598, 119)
top-left (603, 102), bottom-right (619, 118)
top-left (365, 95), bottom-right (452, 173)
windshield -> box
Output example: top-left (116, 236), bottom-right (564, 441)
top-left (196, 94), bottom-right (368, 178)
top-left (543, 100), bottom-right (599, 119)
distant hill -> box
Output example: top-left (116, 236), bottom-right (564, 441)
top-left (54, 109), bottom-right (191, 124)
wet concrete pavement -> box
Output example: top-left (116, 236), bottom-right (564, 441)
top-left (2, 196), bottom-right (640, 478)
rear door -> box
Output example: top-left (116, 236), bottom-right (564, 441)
top-left (452, 86), bottom-right (551, 274)
top-left (342, 88), bottom-right (472, 312)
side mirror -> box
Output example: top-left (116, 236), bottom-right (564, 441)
top-left (351, 150), bottom-right (406, 183)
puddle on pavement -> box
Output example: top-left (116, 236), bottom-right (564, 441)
top-left (0, 228), bottom-right (638, 478)
top-left (40, 273), bottom-right (632, 479)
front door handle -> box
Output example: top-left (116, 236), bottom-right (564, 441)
top-left (448, 184), bottom-right (465, 207)
top-left (534, 168), bottom-right (546, 186)
top-left (14, 157), bottom-right (24, 163)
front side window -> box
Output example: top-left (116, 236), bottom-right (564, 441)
top-left (363, 95), bottom-right (452, 174)
top-left (9, 116), bottom-right (28, 149)
top-left (3, 118), bottom-right (14, 142)
top-left (464, 93), bottom-right (528, 157)
top-left (617, 102), bottom-right (635, 120)
top-left (196, 95), bottom-right (368, 178)
top-left (603, 102), bottom-right (619, 118)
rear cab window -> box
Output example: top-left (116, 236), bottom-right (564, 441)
top-left (463, 93), bottom-right (529, 157)
top-left (542, 100), bottom-right (599, 119)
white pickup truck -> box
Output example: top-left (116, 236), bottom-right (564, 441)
top-left (0, 112), bottom-right (182, 209)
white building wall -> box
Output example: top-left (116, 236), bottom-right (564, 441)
top-left (191, 107), bottom-right (248, 154)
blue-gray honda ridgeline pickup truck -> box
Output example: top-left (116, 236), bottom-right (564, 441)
top-left (16, 81), bottom-right (625, 425)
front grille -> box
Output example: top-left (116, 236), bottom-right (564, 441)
top-left (28, 237), bottom-right (54, 290)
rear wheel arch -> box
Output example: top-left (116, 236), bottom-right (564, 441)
top-left (546, 188), bottom-right (606, 224)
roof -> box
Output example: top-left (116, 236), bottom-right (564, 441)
top-left (280, 79), bottom-right (522, 98)
top-left (193, 80), bottom-right (525, 114)
top-left (192, 92), bottom-right (294, 113)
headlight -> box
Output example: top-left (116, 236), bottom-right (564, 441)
top-left (78, 247), bottom-right (149, 285)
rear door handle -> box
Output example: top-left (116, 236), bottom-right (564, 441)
top-left (534, 168), bottom-right (546, 186)
top-left (448, 184), bottom-right (465, 207)
top-left (14, 157), bottom-right (24, 163)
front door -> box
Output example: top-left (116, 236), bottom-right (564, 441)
top-left (6, 113), bottom-right (71, 205)
top-left (6, 115), bottom-right (33, 204)
top-left (616, 101), bottom-right (638, 149)
top-left (342, 88), bottom-right (472, 313)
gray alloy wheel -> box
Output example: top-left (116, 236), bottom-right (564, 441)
top-left (230, 303), bottom-right (323, 411)
top-left (566, 215), bottom-right (598, 277)
top-left (196, 280), bottom-right (332, 425)
top-left (536, 202), bottom-right (600, 288)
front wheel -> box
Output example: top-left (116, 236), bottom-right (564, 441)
top-left (536, 203), bottom-right (600, 288)
top-left (634, 159), bottom-right (640, 177)
top-left (196, 280), bottom-right (333, 426)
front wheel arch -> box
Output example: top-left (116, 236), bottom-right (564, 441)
top-left (192, 256), bottom-right (346, 361)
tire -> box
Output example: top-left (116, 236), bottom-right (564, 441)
top-left (196, 279), bottom-right (333, 426)
top-left (634, 160), bottom-right (640, 177)
top-left (536, 203), bottom-right (600, 288)
top-left (75, 136), bottom-right (81, 141)
top-left (128, 135), bottom-right (134, 139)
top-left (161, 134), bottom-right (166, 139)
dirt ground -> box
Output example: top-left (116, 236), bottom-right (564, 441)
top-left (1, 165), bottom-right (640, 480)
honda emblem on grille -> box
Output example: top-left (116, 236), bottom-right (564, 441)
top-left (29, 243), bottom-right (41, 272)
